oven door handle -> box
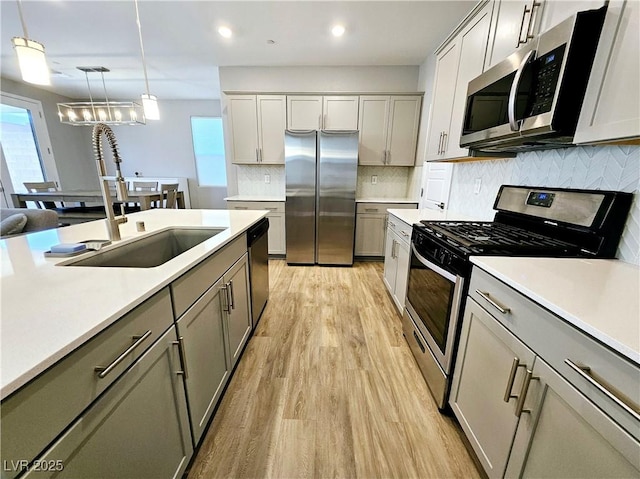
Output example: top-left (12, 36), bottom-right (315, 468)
top-left (508, 49), bottom-right (536, 131)
top-left (410, 243), bottom-right (457, 283)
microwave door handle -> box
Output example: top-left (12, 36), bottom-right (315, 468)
top-left (508, 49), bottom-right (536, 131)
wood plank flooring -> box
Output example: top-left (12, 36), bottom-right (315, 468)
top-left (187, 260), bottom-right (480, 479)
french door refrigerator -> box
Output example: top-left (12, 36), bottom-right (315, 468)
top-left (285, 129), bottom-right (358, 266)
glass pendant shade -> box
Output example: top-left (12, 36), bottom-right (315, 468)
top-left (12, 37), bottom-right (50, 85)
top-left (141, 93), bottom-right (159, 120)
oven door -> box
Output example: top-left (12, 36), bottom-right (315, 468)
top-left (405, 243), bottom-right (465, 375)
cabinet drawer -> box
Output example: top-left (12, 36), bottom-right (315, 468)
top-left (227, 201), bottom-right (284, 213)
top-left (470, 267), bottom-right (640, 438)
top-left (387, 213), bottom-right (412, 244)
top-left (171, 234), bottom-right (246, 318)
top-left (356, 202), bottom-right (417, 214)
top-left (1, 288), bottom-right (174, 474)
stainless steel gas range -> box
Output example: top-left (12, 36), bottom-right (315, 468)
top-left (402, 185), bottom-right (633, 410)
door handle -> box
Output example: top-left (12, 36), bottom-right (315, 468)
top-left (437, 202), bottom-right (445, 210)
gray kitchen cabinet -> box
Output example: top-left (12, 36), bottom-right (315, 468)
top-left (382, 212), bottom-right (413, 313)
top-left (22, 326), bottom-right (193, 479)
top-left (222, 253), bottom-right (252, 369)
top-left (287, 95), bottom-right (359, 130)
top-left (575, 0), bottom-right (640, 144)
top-left (358, 95), bottom-right (421, 166)
top-left (227, 95), bottom-right (286, 164)
top-left (1, 289), bottom-right (174, 479)
top-left (227, 200), bottom-right (285, 255)
top-left (355, 203), bottom-right (416, 257)
top-left (451, 266), bottom-right (640, 478)
top-left (485, 0), bottom-right (546, 70)
top-left (425, 2), bottom-right (494, 162)
top-left (175, 276), bottom-right (229, 445)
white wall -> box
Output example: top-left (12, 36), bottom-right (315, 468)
top-left (1, 77), bottom-right (96, 190)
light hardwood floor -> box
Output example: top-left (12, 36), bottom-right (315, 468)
top-left (187, 260), bottom-right (481, 479)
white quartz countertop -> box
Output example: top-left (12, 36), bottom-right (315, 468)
top-left (387, 208), bottom-right (476, 225)
top-left (0, 209), bottom-right (268, 399)
top-left (356, 198), bottom-right (418, 204)
top-left (470, 256), bottom-right (640, 364)
top-left (225, 195), bottom-right (284, 202)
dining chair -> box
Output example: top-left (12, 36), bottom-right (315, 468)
top-left (23, 181), bottom-right (61, 209)
top-left (159, 183), bottom-right (179, 209)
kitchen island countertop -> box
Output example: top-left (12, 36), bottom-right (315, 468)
top-left (470, 256), bottom-right (640, 364)
top-left (0, 209), bottom-right (267, 399)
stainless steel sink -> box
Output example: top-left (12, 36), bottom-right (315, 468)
top-left (65, 227), bottom-right (225, 268)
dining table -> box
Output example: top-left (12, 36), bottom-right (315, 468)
top-left (11, 189), bottom-right (185, 211)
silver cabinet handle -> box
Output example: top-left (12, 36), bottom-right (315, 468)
top-left (319, 114), bottom-right (322, 129)
top-left (266, 207), bottom-right (278, 211)
top-left (386, 150), bottom-right (391, 164)
top-left (222, 283), bottom-right (230, 312)
top-left (259, 148), bottom-right (263, 162)
top-left (255, 148), bottom-right (259, 162)
top-left (95, 330), bottom-right (152, 378)
top-left (515, 368), bottom-right (538, 417)
top-left (508, 49), bottom-right (536, 131)
top-left (234, 206), bottom-right (248, 210)
top-left (504, 357), bottom-right (526, 402)
top-left (392, 239), bottom-right (398, 259)
top-left (441, 132), bottom-right (447, 154)
top-left (365, 208), bottom-right (378, 212)
top-left (517, 4), bottom-right (529, 47)
top-left (437, 132), bottom-right (443, 154)
top-left (521, 1), bottom-right (542, 46)
top-left (172, 336), bottom-right (189, 379)
top-left (400, 230), bottom-right (410, 238)
top-left (228, 280), bottom-right (235, 310)
top-left (475, 289), bottom-right (511, 314)
top-left (389, 221), bottom-right (396, 228)
top-left (565, 359), bottom-right (640, 422)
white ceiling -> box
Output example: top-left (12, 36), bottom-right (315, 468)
top-left (0, 1), bottom-right (476, 101)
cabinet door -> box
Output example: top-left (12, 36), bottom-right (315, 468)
top-left (323, 96), bottom-right (359, 130)
top-left (539, 0), bottom-right (604, 32)
top-left (228, 95), bottom-right (259, 164)
top-left (257, 95), bottom-right (286, 164)
top-left (382, 227), bottom-right (399, 295)
top-left (354, 214), bottom-right (386, 256)
top-left (358, 96), bottom-right (390, 165)
top-left (387, 96), bottom-right (421, 166)
top-left (575, 0), bottom-right (640, 144)
top-left (23, 327), bottom-right (193, 479)
top-left (223, 254), bottom-right (252, 369)
top-left (505, 358), bottom-right (640, 478)
top-left (392, 236), bottom-right (410, 311)
top-left (287, 96), bottom-right (323, 130)
top-left (176, 277), bottom-right (229, 444)
top-left (445, 5), bottom-right (492, 158)
top-left (450, 298), bottom-right (536, 479)
top-left (425, 41), bottom-right (460, 161)
top-left (267, 212), bottom-right (286, 255)
top-left (485, 0), bottom-right (545, 70)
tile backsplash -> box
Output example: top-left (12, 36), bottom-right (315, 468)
top-left (448, 145), bottom-right (639, 265)
top-left (236, 165), bottom-right (285, 197)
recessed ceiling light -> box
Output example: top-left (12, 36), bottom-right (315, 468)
top-left (331, 25), bottom-right (345, 37)
top-left (218, 26), bottom-right (233, 38)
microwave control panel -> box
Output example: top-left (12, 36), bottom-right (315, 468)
top-left (528, 45), bottom-right (566, 117)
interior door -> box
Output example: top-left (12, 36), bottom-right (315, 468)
top-left (421, 162), bottom-right (453, 210)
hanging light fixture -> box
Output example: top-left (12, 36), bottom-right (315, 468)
top-left (11, 0), bottom-right (50, 85)
top-left (57, 67), bottom-right (145, 126)
top-left (135, 0), bottom-right (159, 120)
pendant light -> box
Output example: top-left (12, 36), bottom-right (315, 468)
top-left (135, 0), bottom-right (159, 120)
top-left (11, 0), bottom-right (50, 85)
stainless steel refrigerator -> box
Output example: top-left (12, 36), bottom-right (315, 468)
top-left (285, 129), bottom-right (358, 266)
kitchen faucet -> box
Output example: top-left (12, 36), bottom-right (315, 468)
top-left (92, 123), bottom-right (128, 241)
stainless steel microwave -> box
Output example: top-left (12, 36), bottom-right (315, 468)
top-left (459, 7), bottom-right (606, 152)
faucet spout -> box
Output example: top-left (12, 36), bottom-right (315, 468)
top-left (92, 123), bottom-right (128, 241)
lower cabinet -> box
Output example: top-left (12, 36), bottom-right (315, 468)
top-left (355, 202), bottom-right (416, 257)
top-left (175, 277), bottom-right (229, 445)
top-left (382, 213), bottom-right (412, 313)
top-left (227, 201), bottom-right (286, 255)
top-left (23, 326), bottom-right (193, 479)
top-left (450, 267), bottom-right (640, 479)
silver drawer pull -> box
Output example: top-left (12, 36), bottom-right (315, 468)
top-left (173, 337), bottom-right (189, 379)
top-left (234, 206), bottom-right (248, 210)
top-left (365, 208), bottom-right (378, 212)
top-left (389, 221), bottom-right (396, 227)
top-left (401, 230), bottom-right (410, 237)
top-left (565, 359), bottom-right (640, 421)
top-left (475, 290), bottom-right (511, 314)
top-left (95, 330), bottom-right (152, 378)
top-left (504, 357), bottom-right (526, 402)
top-left (266, 207), bottom-right (277, 211)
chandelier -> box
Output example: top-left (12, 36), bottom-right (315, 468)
top-left (57, 67), bottom-right (145, 126)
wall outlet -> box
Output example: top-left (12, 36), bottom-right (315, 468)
top-left (371, 175), bottom-right (378, 185)
top-left (474, 178), bottom-right (482, 195)
top-left (264, 174), bottom-right (270, 184)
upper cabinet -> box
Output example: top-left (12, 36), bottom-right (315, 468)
top-left (485, 0), bottom-right (546, 70)
top-left (228, 95), bottom-right (286, 165)
top-left (359, 95), bottom-right (421, 166)
top-left (287, 95), bottom-right (359, 130)
top-left (426, 2), bottom-right (494, 162)
top-left (574, 0), bottom-right (640, 144)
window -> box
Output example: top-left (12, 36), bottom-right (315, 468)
top-left (191, 117), bottom-right (226, 187)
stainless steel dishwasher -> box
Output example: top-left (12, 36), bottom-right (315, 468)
top-left (247, 217), bottom-right (269, 328)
